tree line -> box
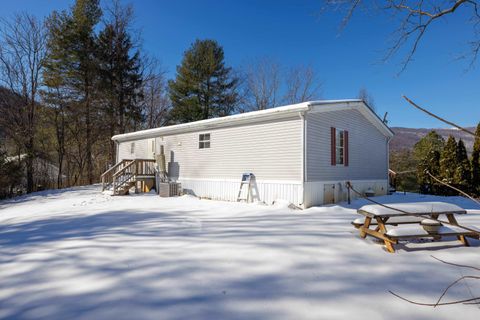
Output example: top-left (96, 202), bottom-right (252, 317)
top-left (391, 124), bottom-right (480, 197)
top-left (0, 0), bottom-right (326, 197)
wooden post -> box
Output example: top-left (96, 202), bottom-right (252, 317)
top-left (346, 181), bottom-right (351, 204)
top-left (446, 214), bottom-right (470, 247)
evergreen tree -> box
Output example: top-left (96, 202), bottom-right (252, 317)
top-left (454, 139), bottom-right (471, 192)
top-left (389, 149), bottom-right (418, 192)
top-left (43, 0), bottom-right (102, 184)
top-left (412, 130), bottom-right (444, 161)
top-left (439, 136), bottom-right (458, 195)
top-left (417, 150), bottom-right (441, 194)
top-left (471, 123), bottom-right (480, 195)
top-left (413, 130), bottom-right (444, 194)
top-left (168, 39), bottom-right (239, 123)
top-left (97, 3), bottom-right (143, 163)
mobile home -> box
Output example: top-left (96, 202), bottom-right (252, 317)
top-left (106, 100), bottom-right (394, 208)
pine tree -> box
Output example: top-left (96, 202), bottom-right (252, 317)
top-left (96, 3), bottom-right (143, 163)
top-left (413, 130), bottom-right (444, 161)
top-left (417, 150), bottom-right (441, 194)
top-left (454, 139), bottom-right (471, 192)
top-left (413, 130), bottom-right (444, 194)
top-left (168, 39), bottom-right (239, 123)
top-left (471, 123), bottom-right (480, 195)
top-left (439, 136), bottom-right (458, 195)
top-left (43, 0), bottom-right (102, 185)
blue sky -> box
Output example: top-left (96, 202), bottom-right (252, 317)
top-left (2, 0), bottom-right (480, 128)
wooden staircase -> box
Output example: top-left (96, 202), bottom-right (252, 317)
top-left (101, 159), bottom-right (156, 195)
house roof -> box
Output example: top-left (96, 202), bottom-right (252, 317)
top-left (112, 99), bottom-right (394, 142)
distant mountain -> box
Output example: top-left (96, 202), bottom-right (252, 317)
top-left (390, 127), bottom-right (476, 153)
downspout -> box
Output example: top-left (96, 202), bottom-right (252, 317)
top-left (114, 140), bottom-right (119, 164)
top-left (386, 135), bottom-right (392, 190)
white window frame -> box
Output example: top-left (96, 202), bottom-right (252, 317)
top-left (199, 133), bottom-right (211, 149)
top-left (130, 142), bottom-right (135, 154)
top-left (335, 129), bottom-right (345, 166)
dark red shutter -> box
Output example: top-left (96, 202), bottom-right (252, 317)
top-left (331, 127), bottom-right (336, 166)
top-left (344, 130), bottom-right (349, 166)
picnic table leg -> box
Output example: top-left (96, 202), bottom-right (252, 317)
top-left (359, 217), bottom-right (372, 239)
top-left (446, 214), bottom-right (470, 247)
top-left (376, 217), bottom-right (395, 253)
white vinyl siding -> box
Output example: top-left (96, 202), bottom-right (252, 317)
top-left (158, 116), bottom-right (302, 181)
top-left (306, 109), bottom-right (388, 181)
top-left (117, 138), bottom-right (151, 161)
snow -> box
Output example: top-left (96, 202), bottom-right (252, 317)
top-left (386, 226), bottom-right (467, 237)
top-left (0, 186), bottom-right (479, 319)
top-left (353, 216), bottom-right (424, 225)
top-left (359, 201), bottom-right (467, 217)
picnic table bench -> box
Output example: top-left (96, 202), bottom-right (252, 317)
top-left (354, 202), bottom-right (479, 253)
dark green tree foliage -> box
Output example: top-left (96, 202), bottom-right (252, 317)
top-left (43, 10), bottom-right (73, 188)
top-left (168, 39), bottom-right (238, 123)
top-left (439, 136), bottom-right (458, 195)
top-left (454, 139), bottom-right (471, 192)
top-left (413, 131), bottom-right (444, 194)
top-left (96, 6), bottom-right (143, 162)
top-left (417, 150), bottom-right (441, 194)
top-left (44, 0), bottom-right (102, 184)
top-left (413, 130), bottom-right (444, 161)
top-left (389, 149), bottom-right (418, 192)
top-left (471, 123), bottom-right (480, 195)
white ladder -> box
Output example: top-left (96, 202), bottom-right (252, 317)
top-left (237, 173), bottom-right (254, 202)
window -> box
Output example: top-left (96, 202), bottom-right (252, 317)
top-left (199, 133), bottom-right (210, 149)
top-left (336, 129), bottom-right (345, 165)
top-left (331, 127), bottom-right (349, 166)
top-left (130, 142), bottom-right (135, 154)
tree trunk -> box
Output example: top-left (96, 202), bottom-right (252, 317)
top-left (26, 148), bottom-right (34, 193)
top-left (85, 79), bottom-right (93, 185)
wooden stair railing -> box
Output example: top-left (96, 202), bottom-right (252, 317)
top-left (101, 159), bottom-right (132, 191)
top-left (102, 159), bottom-right (156, 195)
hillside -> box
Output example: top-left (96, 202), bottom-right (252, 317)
top-left (390, 127), bottom-right (476, 152)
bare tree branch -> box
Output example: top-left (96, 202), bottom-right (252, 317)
top-left (426, 171), bottom-right (480, 206)
top-left (241, 58), bottom-right (281, 111)
top-left (431, 256), bottom-right (480, 272)
top-left (390, 256), bottom-right (480, 307)
top-left (403, 95), bottom-right (477, 136)
top-left (389, 290), bottom-right (480, 306)
top-left (283, 65), bottom-right (322, 105)
top-left (324, 0), bottom-right (480, 71)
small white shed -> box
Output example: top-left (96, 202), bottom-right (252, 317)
top-left (111, 100), bottom-right (394, 208)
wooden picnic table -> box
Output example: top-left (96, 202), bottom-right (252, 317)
top-left (355, 202), bottom-right (476, 253)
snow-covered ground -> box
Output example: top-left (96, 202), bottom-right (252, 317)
top-left (0, 186), bottom-right (479, 320)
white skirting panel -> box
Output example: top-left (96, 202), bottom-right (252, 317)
top-left (178, 178), bottom-right (303, 206)
top-left (304, 179), bottom-right (389, 208)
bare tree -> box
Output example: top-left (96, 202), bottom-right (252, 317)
top-left (283, 65), bottom-right (322, 104)
top-left (324, 1), bottom-right (480, 71)
top-left (358, 87), bottom-right (376, 111)
top-left (0, 13), bottom-right (46, 193)
top-left (242, 58), bottom-right (282, 111)
top-left (141, 57), bottom-right (170, 128)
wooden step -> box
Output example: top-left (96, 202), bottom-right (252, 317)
top-left (116, 181), bottom-right (135, 195)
